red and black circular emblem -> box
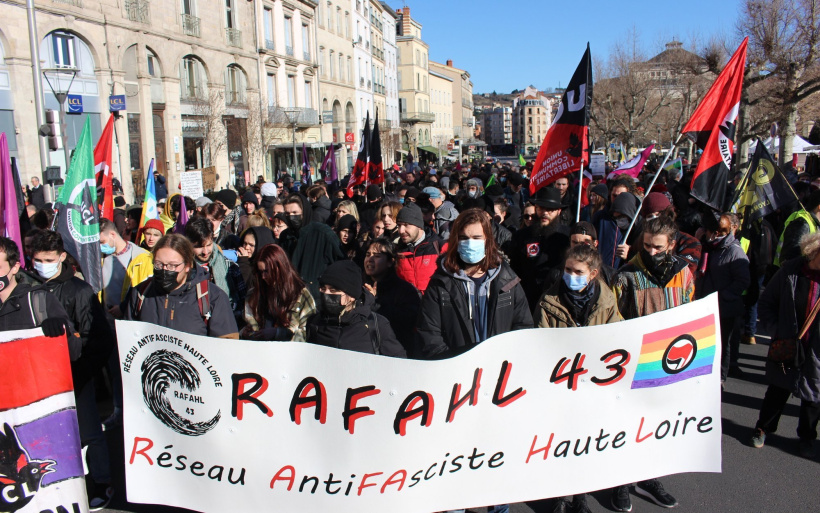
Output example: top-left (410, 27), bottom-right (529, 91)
top-left (526, 243), bottom-right (540, 257)
top-left (662, 335), bottom-right (697, 374)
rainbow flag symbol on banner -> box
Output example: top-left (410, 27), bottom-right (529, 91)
top-left (631, 314), bottom-right (717, 389)
top-left (0, 332), bottom-right (88, 513)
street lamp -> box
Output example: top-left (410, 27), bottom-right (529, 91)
top-left (283, 108), bottom-right (300, 179)
top-left (42, 67), bottom-right (77, 170)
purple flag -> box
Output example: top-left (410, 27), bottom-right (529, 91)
top-left (174, 196), bottom-right (190, 234)
top-left (319, 144), bottom-right (338, 183)
top-left (0, 133), bottom-right (23, 264)
top-left (301, 143), bottom-right (312, 185)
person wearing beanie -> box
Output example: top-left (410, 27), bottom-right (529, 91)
top-left (140, 219), bottom-right (166, 251)
top-left (595, 191), bottom-right (642, 270)
top-left (259, 182), bottom-right (278, 214)
top-left (239, 190), bottom-right (260, 234)
top-left (112, 195), bottom-right (128, 237)
top-left (215, 189), bottom-right (238, 211)
top-left (424, 186), bottom-right (458, 240)
top-left (195, 196), bottom-right (213, 212)
top-left (395, 202), bottom-right (445, 293)
top-left (305, 260), bottom-right (406, 357)
top-left (334, 214), bottom-right (359, 260)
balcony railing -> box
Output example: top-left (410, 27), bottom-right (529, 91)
top-left (182, 14), bottom-right (200, 37)
top-left (400, 111), bottom-right (435, 123)
top-left (269, 107), bottom-right (319, 127)
top-left (359, 77), bottom-right (365, 87)
top-left (286, 45), bottom-right (294, 57)
top-left (53, 0), bottom-right (83, 7)
top-left (265, 39), bottom-right (275, 51)
top-left (125, 0), bottom-right (149, 23)
top-left (303, 51), bottom-right (311, 61)
top-left (367, 80), bottom-right (371, 90)
top-left (372, 48), bottom-right (384, 60)
top-left (226, 28), bottom-right (242, 48)
top-left (181, 85), bottom-right (205, 101)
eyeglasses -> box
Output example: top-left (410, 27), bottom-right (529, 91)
top-left (523, 214), bottom-right (536, 220)
top-left (154, 262), bottom-right (184, 271)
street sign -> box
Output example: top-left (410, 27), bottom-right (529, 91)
top-left (109, 95), bottom-right (126, 112)
top-left (322, 110), bottom-right (333, 124)
top-left (344, 132), bottom-right (355, 143)
top-left (67, 95), bottom-right (83, 114)
top-left (610, 143), bottom-right (616, 149)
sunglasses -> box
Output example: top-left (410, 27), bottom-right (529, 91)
top-left (523, 214), bottom-right (536, 220)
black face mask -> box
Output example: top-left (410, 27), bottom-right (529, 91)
top-left (0, 273), bottom-right (10, 294)
top-left (154, 269), bottom-right (181, 293)
top-left (615, 217), bottom-right (631, 230)
top-left (288, 214), bottom-right (303, 230)
top-left (320, 292), bottom-right (346, 317)
top-left (641, 249), bottom-right (668, 271)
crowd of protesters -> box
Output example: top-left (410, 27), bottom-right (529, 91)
top-left (3, 154), bottom-right (820, 513)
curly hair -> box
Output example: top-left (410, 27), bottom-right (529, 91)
top-left (800, 231), bottom-right (820, 261)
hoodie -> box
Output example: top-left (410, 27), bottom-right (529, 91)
top-left (237, 226), bottom-right (276, 289)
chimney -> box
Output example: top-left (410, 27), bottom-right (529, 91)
top-left (446, 59), bottom-right (453, 67)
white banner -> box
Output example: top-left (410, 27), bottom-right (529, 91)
top-left (179, 170), bottom-right (204, 200)
top-left (117, 295), bottom-right (722, 513)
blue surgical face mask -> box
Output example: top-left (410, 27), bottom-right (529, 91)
top-left (399, 198), bottom-right (405, 204)
top-left (34, 261), bottom-right (61, 279)
top-left (457, 239), bottom-right (486, 264)
top-left (100, 243), bottom-right (116, 255)
top-left (563, 272), bottom-right (589, 291)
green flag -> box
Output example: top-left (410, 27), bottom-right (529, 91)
top-left (519, 154), bottom-right (526, 166)
top-left (56, 117), bottom-right (103, 292)
top-left (663, 158), bottom-right (682, 176)
top-left (486, 174), bottom-right (497, 187)
top-left (738, 138), bottom-right (798, 234)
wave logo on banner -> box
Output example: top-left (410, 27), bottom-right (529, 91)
top-left (631, 315), bottom-right (716, 389)
top-left (125, 332), bottom-right (226, 437)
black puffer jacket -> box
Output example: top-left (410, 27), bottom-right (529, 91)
top-left (20, 265), bottom-right (114, 390)
top-left (369, 271), bottom-right (421, 357)
top-left (123, 266), bottom-right (238, 338)
top-left (416, 261), bottom-right (533, 359)
top-left (305, 292), bottom-right (406, 357)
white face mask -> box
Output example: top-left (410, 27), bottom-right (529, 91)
top-left (34, 261), bottom-right (61, 279)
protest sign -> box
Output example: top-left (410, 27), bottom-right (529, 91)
top-left (0, 329), bottom-right (89, 513)
top-left (589, 154), bottom-right (606, 176)
top-left (201, 167), bottom-right (216, 193)
top-left (179, 170), bottom-right (204, 199)
top-left (117, 295), bottom-right (722, 513)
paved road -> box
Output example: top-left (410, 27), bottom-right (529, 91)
top-left (101, 338), bottom-right (818, 513)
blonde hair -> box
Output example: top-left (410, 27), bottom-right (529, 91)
top-left (800, 231), bottom-right (820, 261)
top-left (246, 209), bottom-right (270, 229)
top-left (336, 200), bottom-right (359, 221)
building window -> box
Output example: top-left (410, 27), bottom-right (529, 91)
top-left (263, 8), bottom-right (274, 48)
top-left (319, 47), bottom-right (325, 77)
top-left (304, 81), bottom-right (312, 108)
top-left (225, 65), bottom-right (245, 104)
top-left (225, 0), bottom-right (235, 29)
top-left (339, 54), bottom-right (344, 82)
top-left (284, 17), bottom-right (293, 55)
top-left (266, 73), bottom-right (276, 106)
top-left (52, 33), bottom-right (75, 68)
top-left (347, 57), bottom-right (352, 84)
top-left (182, 0), bottom-right (196, 15)
top-left (287, 75), bottom-right (295, 107)
top-left (345, 12), bottom-right (350, 39)
top-left (337, 8), bottom-right (342, 35)
top-left (302, 24), bottom-right (310, 60)
top-left (147, 52), bottom-right (157, 76)
top-left (329, 50), bottom-right (335, 79)
top-left (327, 2), bottom-right (332, 29)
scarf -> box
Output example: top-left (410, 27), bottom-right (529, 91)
top-left (559, 279), bottom-right (599, 327)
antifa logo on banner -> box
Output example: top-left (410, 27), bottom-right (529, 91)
top-left (141, 350), bottom-right (221, 436)
top-left (66, 179), bottom-right (100, 245)
top-left (662, 335), bottom-right (698, 374)
top-left (0, 423), bottom-right (56, 512)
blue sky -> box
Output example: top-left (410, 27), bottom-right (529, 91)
top-left (397, 0), bottom-right (744, 93)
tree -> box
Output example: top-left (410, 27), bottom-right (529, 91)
top-left (190, 87), bottom-right (227, 170)
top-left (379, 123), bottom-right (400, 166)
top-left (737, 0), bottom-right (820, 164)
top-left (244, 94), bottom-right (290, 182)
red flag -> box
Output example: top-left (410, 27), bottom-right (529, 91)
top-left (369, 111), bottom-right (384, 185)
top-left (347, 111), bottom-right (370, 198)
top-left (94, 114), bottom-right (116, 220)
top-left (529, 45), bottom-right (592, 195)
top-left (682, 37), bottom-right (748, 211)
top-left (579, 170), bottom-right (592, 207)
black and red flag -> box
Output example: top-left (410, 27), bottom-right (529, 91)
top-left (347, 111), bottom-right (370, 198)
top-left (681, 37), bottom-right (748, 211)
top-left (369, 110), bottom-right (384, 185)
top-left (529, 44), bottom-right (592, 195)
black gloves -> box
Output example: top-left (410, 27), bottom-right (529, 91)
top-left (41, 317), bottom-right (69, 338)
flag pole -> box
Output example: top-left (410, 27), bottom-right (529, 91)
top-left (623, 136), bottom-right (683, 241)
top-left (575, 162), bottom-right (585, 223)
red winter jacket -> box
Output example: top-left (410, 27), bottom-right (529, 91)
top-left (396, 232), bottom-right (446, 293)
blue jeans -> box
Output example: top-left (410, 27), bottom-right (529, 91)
top-left (447, 506), bottom-right (509, 513)
top-left (744, 275), bottom-right (765, 336)
top-left (76, 379), bottom-right (111, 484)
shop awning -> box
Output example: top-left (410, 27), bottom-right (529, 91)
top-left (417, 145), bottom-right (442, 156)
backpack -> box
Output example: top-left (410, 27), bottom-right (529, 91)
top-left (135, 278), bottom-right (212, 330)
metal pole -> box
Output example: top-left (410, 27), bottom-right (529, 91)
top-left (622, 137), bottom-right (682, 241)
top-left (57, 98), bottom-right (71, 171)
top-left (291, 123), bottom-right (297, 180)
top-left (575, 161), bottom-right (585, 223)
top-left (26, 0), bottom-right (49, 176)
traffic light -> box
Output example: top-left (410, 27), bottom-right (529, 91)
top-left (38, 110), bottom-right (62, 151)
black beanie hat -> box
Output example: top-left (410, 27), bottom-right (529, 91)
top-left (242, 190), bottom-right (259, 208)
top-left (215, 189), bottom-right (238, 209)
top-left (396, 202), bottom-right (424, 229)
top-left (319, 260), bottom-right (363, 298)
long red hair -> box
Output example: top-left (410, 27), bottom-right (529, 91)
top-left (247, 245), bottom-right (305, 328)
